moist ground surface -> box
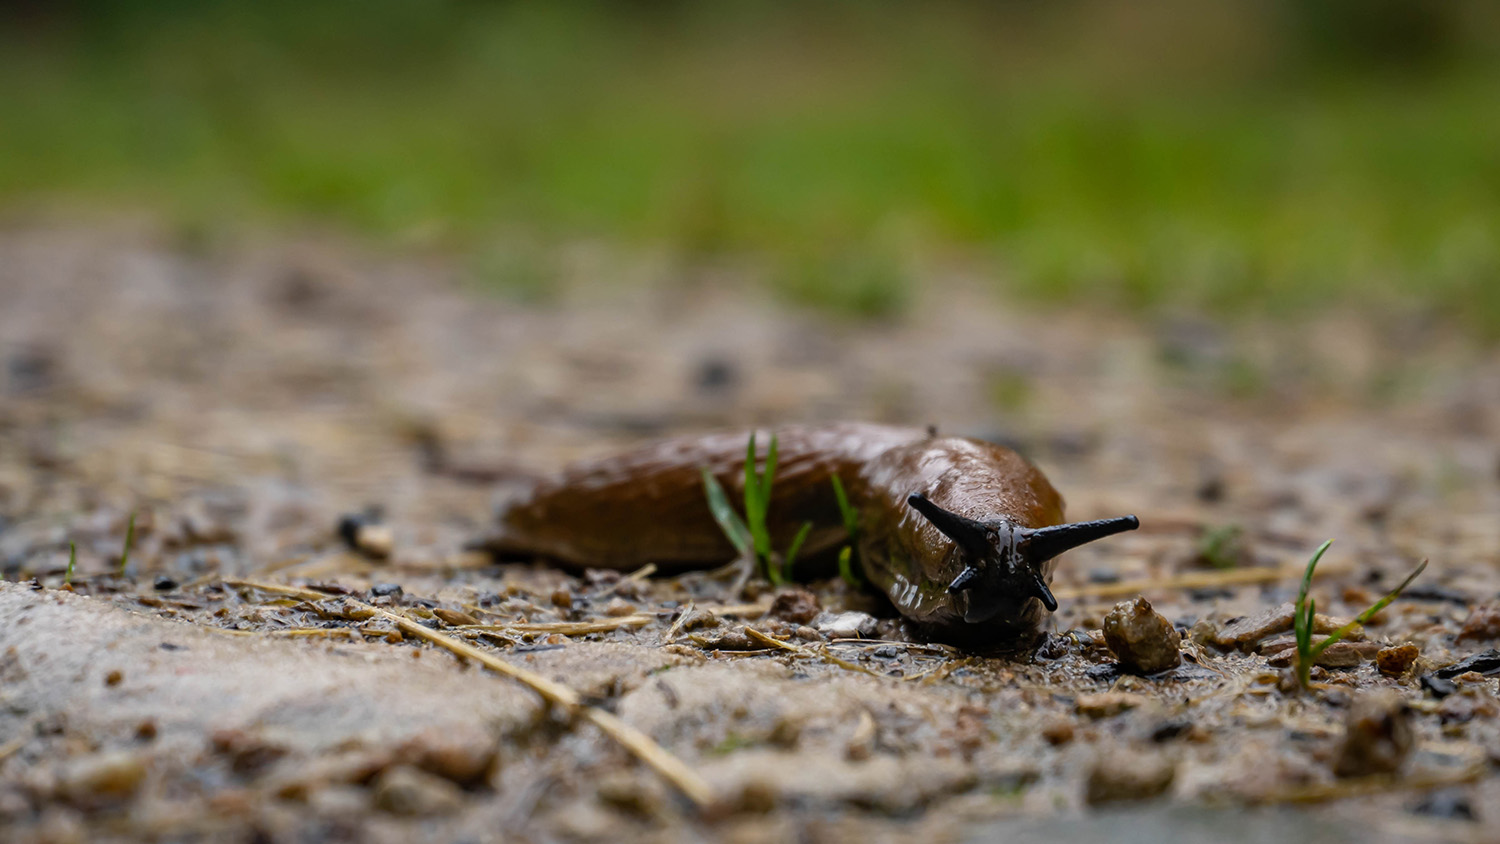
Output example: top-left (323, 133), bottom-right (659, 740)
top-left (2, 224), bottom-right (1499, 843)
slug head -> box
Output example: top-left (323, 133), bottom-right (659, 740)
top-left (906, 492), bottom-right (1138, 624)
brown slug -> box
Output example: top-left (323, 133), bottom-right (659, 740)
top-left (480, 423), bottom-right (1137, 644)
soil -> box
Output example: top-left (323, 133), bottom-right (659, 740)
top-left (2, 223), bottom-right (1499, 843)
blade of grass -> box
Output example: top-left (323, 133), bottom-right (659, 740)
top-left (64, 542), bottom-right (76, 586)
top-left (831, 475), bottom-right (858, 536)
top-left (701, 468), bottom-right (752, 556)
top-left (1294, 540), bottom-right (1332, 690)
top-left (837, 545), bottom-right (862, 588)
top-left (118, 513), bottom-right (137, 577)
top-left (782, 521), bottom-right (813, 582)
top-left (1311, 558), bottom-right (1429, 657)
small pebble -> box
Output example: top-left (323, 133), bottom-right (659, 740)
top-left (1211, 603), bottom-right (1361, 651)
top-left (768, 588), bottom-right (821, 624)
top-left (104, 669), bottom-right (123, 687)
top-left (550, 588), bottom-right (573, 609)
top-left (1376, 643), bottom-right (1420, 677)
top-left (152, 575), bottom-right (178, 591)
top-left (1457, 602), bottom-right (1500, 642)
top-left (354, 525), bottom-right (394, 559)
top-left (370, 583), bottom-right (403, 599)
top-left (1040, 717), bottom-right (1075, 746)
top-left (371, 765), bottom-right (465, 816)
top-left (603, 598), bottom-right (636, 617)
top-left (1101, 597), bottom-right (1181, 675)
top-left (1084, 748), bottom-right (1175, 805)
top-left (432, 608), bottom-right (479, 627)
top-left (58, 752), bottom-right (147, 805)
top-left (1075, 692), bottom-right (1146, 719)
top-left (397, 726), bottom-right (497, 786)
top-left (813, 610), bottom-right (878, 639)
top-left (1333, 691), bottom-right (1412, 777)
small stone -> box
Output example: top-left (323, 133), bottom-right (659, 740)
top-left (152, 575), bottom-right (178, 591)
top-left (371, 765), bottom-right (465, 816)
top-left (432, 608), bottom-right (478, 627)
top-left (1265, 640), bottom-right (1381, 668)
top-left (1084, 748), bottom-right (1175, 805)
top-left (550, 588), bottom-right (572, 609)
top-left (58, 752), bottom-right (147, 805)
top-left (1212, 603), bottom-right (1361, 651)
top-left (1333, 691), bottom-right (1413, 777)
top-left (210, 728), bottom-right (288, 776)
top-left (370, 583), bottom-right (403, 599)
top-left (1075, 692), bottom-right (1147, 719)
top-left (596, 770), bottom-right (666, 817)
top-left (104, 669), bottom-right (123, 687)
top-left (813, 610), bottom-right (878, 639)
top-left (689, 628), bottom-right (757, 651)
top-left (768, 588), bottom-right (821, 624)
top-left (354, 524), bottom-right (394, 559)
top-left (396, 727), bottom-right (497, 787)
top-left (1457, 603), bottom-right (1500, 642)
top-left (603, 598), bottom-right (636, 617)
top-left (793, 625), bottom-right (821, 642)
top-left (1377, 643), bottom-right (1420, 677)
top-left (134, 719), bottom-right (157, 741)
top-left (1040, 717), bottom-right (1075, 746)
top-left (1102, 597), bottom-right (1182, 675)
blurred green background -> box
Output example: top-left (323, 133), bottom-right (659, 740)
top-left (3, 0), bottom-right (1499, 332)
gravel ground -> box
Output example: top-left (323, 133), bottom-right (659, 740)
top-left (2, 223), bottom-right (1499, 843)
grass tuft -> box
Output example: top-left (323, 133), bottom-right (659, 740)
top-left (701, 433), bottom-right (813, 585)
top-left (1293, 539), bottom-right (1427, 690)
top-left (830, 474), bottom-right (864, 588)
top-left (64, 542), bottom-right (76, 586)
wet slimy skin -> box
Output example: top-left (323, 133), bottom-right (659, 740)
top-left (481, 424), bottom-right (1137, 644)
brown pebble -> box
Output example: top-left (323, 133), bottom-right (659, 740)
top-left (1102, 597), bottom-right (1182, 675)
top-left (1457, 602), bottom-right (1500, 642)
top-left (371, 765), bottom-right (465, 816)
top-left (596, 770), bottom-right (666, 817)
top-left (1084, 747), bottom-right (1175, 804)
top-left (768, 588), bottom-right (822, 625)
top-left (58, 752), bottom-right (147, 805)
top-left (1333, 691), bottom-right (1412, 777)
top-left (603, 598), bottom-right (637, 617)
top-left (1041, 717), bottom-right (1075, 746)
top-left (396, 726), bottom-right (497, 787)
top-left (134, 719), bottom-right (157, 741)
top-left (1265, 640), bottom-right (1380, 668)
top-left (210, 728), bottom-right (289, 776)
top-left (1212, 603), bottom-right (1361, 651)
top-left (1376, 643), bottom-right (1420, 677)
top-left (1075, 692), bottom-right (1147, 719)
top-left (550, 589), bottom-right (573, 609)
top-left (432, 608), bottom-right (478, 627)
top-left (354, 524), bottom-right (394, 559)
top-left (103, 669), bottom-right (123, 687)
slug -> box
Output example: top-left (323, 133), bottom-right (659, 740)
top-left (480, 424), bottom-right (1137, 644)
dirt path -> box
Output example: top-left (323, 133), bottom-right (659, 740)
top-left (2, 224), bottom-right (1499, 842)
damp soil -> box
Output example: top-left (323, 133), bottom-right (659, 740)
top-left (2, 224), bottom-right (1500, 843)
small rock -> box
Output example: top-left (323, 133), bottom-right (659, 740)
top-left (353, 525), bottom-right (394, 559)
top-left (1333, 691), bottom-right (1412, 777)
top-left (103, 669), bottom-right (123, 687)
top-left (793, 625), bottom-right (822, 642)
top-left (1075, 692), bottom-right (1147, 719)
top-left (1457, 603), bottom-right (1500, 642)
top-left (134, 719), bottom-right (157, 741)
top-left (596, 769), bottom-right (666, 817)
top-left (432, 608), bottom-right (479, 627)
top-left (1084, 748), bottom-right (1175, 805)
top-left (1265, 640), bottom-right (1381, 668)
top-left (152, 575), bottom-right (178, 591)
top-left (813, 611), bottom-right (878, 639)
top-left (396, 727), bottom-right (497, 787)
top-left (1211, 603), bottom-right (1361, 651)
top-left (58, 752), bottom-right (147, 805)
top-left (1433, 649), bottom-right (1500, 680)
top-left (210, 728), bottom-right (288, 776)
top-left (603, 598), bottom-right (636, 617)
top-left (769, 588), bottom-right (821, 625)
top-left (1040, 717), bottom-right (1075, 746)
top-left (370, 583), bottom-right (403, 599)
top-left (550, 588), bottom-right (572, 609)
top-left (1411, 788), bottom-right (1476, 822)
top-left (689, 628), bottom-right (758, 651)
top-left (1102, 597), bottom-right (1181, 675)
top-left (1377, 643), bottom-right (1420, 677)
top-left (371, 765), bottom-right (465, 816)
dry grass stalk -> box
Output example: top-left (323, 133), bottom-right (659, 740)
top-left (463, 615), bottom-right (655, 636)
top-left (217, 578), bottom-right (715, 809)
top-left (1052, 566), bottom-right (1292, 601)
top-left (743, 627), bottom-right (881, 677)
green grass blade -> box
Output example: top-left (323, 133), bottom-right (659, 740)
top-left (830, 475), bottom-right (858, 537)
top-left (1311, 558), bottom-right (1428, 658)
top-left (119, 512), bottom-right (137, 576)
top-left (784, 521), bottom-right (813, 577)
top-left (743, 433), bottom-right (772, 561)
top-left (65, 542), bottom-right (76, 586)
top-left (837, 545), bottom-right (863, 588)
top-left (701, 467), bottom-right (752, 555)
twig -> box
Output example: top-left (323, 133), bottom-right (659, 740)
top-left (662, 601), bottom-right (695, 643)
top-left (461, 615), bottom-right (655, 636)
top-left (215, 578), bottom-right (714, 809)
top-left (743, 627), bottom-right (882, 677)
top-left (1052, 566), bottom-right (1293, 601)
top-left (588, 563), bottom-right (657, 599)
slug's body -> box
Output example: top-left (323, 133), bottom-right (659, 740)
top-left (483, 424), bottom-right (1136, 644)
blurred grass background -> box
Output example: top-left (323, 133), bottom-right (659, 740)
top-left (2, 0), bottom-right (1499, 332)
